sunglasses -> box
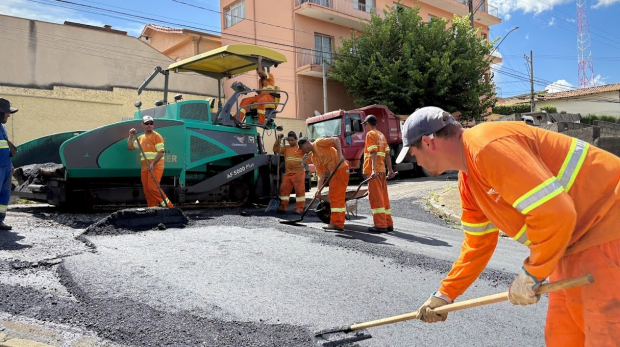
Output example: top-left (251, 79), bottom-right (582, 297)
top-left (144, 122), bottom-right (154, 125)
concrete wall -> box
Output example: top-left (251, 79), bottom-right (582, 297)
top-left (561, 126), bottom-right (600, 146)
top-left (597, 137), bottom-right (620, 157)
top-left (0, 85), bottom-right (216, 145)
top-left (0, 15), bottom-right (217, 96)
top-left (536, 91), bottom-right (620, 117)
top-left (593, 120), bottom-right (620, 136)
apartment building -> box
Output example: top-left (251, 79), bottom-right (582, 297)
top-left (220, 0), bottom-right (501, 120)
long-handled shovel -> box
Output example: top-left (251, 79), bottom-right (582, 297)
top-left (280, 159), bottom-right (344, 226)
top-left (135, 135), bottom-right (171, 209)
top-left (265, 136), bottom-right (283, 213)
top-left (313, 274), bottom-right (594, 347)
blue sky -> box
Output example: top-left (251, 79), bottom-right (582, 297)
top-left (1, 0), bottom-right (619, 98)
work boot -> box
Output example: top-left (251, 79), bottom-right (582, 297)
top-left (294, 210), bottom-right (303, 215)
top-left (322, 223), bottom-right (344, 232)
top-left (387, 226), bottom-right (394, 232)
top-left (0, 222), bottom-right (12, 230)
top-left (368, 226), bottom-right (388, 233)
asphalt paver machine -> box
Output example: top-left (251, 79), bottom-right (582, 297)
top-left (12, 44), bottom-right (292, 209)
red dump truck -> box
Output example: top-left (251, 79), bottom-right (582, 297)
top-left (305, 104), bottom-right (422, 179)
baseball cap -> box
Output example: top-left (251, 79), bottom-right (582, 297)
top-left (395, 106), bottom-right (455, 164)
top-left (142, 115), bottom-right (154, 124)
top-left (0, 98), bottom-right (18, 114)
top-left (362, 115), bottom-right (377, 125)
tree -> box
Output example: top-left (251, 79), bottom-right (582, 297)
top-left (329, 4), bottom-right (497, 121)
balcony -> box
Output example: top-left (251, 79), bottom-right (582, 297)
top-left (296, 48), bottom-right (333, 78)
top-left (420, 0), bottom-right (500, 26)
top-left (295, 0), bottom-right (375, 31)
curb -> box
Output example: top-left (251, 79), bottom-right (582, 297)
top-left (427, 197), bottom-right (461, 224)
top-left (0, 339), bottom-right (56, 347)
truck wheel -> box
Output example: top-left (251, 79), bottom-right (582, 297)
top-left (315, 200), bottom-right (331, 224)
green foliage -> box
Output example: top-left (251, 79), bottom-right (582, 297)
top-left (493, 103), bottom-right (531, 115)
top-left (559, 110), bottom-right (567, 114)
top-left (581, 114), bottom-right (619, 125)
top-left (329, 4), bottom-right (497, 122)
top-left (540, 105), bottom-right (557, 114)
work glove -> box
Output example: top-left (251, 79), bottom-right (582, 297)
top-left (508, 267), bottom-right (544, 306)
top-left (418, 292), bottom-right (452, 323)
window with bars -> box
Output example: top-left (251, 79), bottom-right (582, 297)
top-left (225, 0), bottom-right (245, 28)
top-left (354, 0), bottom-right (374, 13)
top-left (314, 34), bottom-right (333, 65)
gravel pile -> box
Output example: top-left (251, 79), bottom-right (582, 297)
top-left (84, 208), bottom-right (191, 235)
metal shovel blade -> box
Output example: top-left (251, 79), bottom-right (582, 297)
top-left (265, 198), bottom-right (281, 213)
top-left (312, 326), bottom-right (372, 347)
top-left (279, 218), bottom-right (304, 225)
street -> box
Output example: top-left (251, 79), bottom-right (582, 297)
top-left (0, 176), bottom-right (545, 347)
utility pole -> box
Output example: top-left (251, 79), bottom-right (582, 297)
top-left (524, 51), bottom-right (535, 112)
top-left (468, 0), bottom-right (475, 28)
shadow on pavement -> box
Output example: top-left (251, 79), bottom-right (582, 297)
top-left (336, 225), bottom-right (389, 244)
top-left (388, 230), bottom-right (451, 247)
top-left (0, 230), bottom-right (31, 250)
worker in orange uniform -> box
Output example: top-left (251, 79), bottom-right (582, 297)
top-left (273, 131), bottom-right (306, 214)
top-left (238, 56), bottom-right (276, 125)
top-left (297, 136), bottom-right (348, 231)
top-left (127, 115), bottom-right (174, 208)
top-left (362, 115), bottom-right (396, 233)
top-left (395, 106), bottom-right (620, 346)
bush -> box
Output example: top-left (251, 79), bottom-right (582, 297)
top-left (493, 103), bottom-right (531, 115)
top-left (581, 114), bottom-right (619, 125)
top-left (559, 110), bottom-right (567, 114)
top-left (540, 105), bottom-right (558, 114)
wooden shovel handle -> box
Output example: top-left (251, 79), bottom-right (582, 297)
top-left (350, 274), bottom-right (593, 331)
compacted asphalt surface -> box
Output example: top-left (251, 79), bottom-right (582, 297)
top-left (0, 175), bottom-right (547, 347)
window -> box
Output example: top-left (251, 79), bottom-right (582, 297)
top-left (428, 14), bottom-right (439, 22)
top-left (393, 2), bottom-right (409, 11)
top-left (314, 34), bottom-right (333, 65)
top-left (481, 32), bottom-right (488, 41)
top-left (354, 0), bottom-right (374, 13)
top-left (307, 117), bottom-right (342, 141)
top-left (224, 0), bottom-right (245, 28)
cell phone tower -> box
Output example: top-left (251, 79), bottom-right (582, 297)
top-left (577, 0), bottom-right (595, 88)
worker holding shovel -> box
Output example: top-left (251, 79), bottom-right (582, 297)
top-left (362, 115), bottom-right (396, 233)
top-left (127, 116), bottom-right (174, 208)
top-left (396, 106), bottom-right (620, 346)
top-left (273, 131), bottom-right (306, 214)
top-left (298, 137), bottom-right (348, 232)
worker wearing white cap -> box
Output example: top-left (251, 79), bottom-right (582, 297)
top-left (127, 116), bottom-right (173, 208)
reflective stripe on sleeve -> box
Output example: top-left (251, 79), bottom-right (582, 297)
top-left (512, 177), bottom-right (564, 214)
top-left (286, 158), bottom-right (303, 162)
top-left (557, 138), bottom-right (589, 193)
top-left (462, 220), bottom-right (499, 236)
top-left (0, 140), bottom-right (7, 149)
top-left (367, 145), bottom-right (378, 151)
top-left (155, 143), bottom-right (164, 151)
top-left (385, 209), bottom-right (391, 215)
top-left (140, 152), bottom-right (158, 161)
top-left (513, 224), bottom-right (532, 246)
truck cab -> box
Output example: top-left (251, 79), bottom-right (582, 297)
top-left (305, 104), bottom-right (416, 179)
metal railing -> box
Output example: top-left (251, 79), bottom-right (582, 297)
top-left (297, 0), bottom-right (375, 20)
top-left (297, 48), bottom-right (334, 68)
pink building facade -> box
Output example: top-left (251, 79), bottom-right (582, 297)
top-left (220, 0), bottom-right (501, 120)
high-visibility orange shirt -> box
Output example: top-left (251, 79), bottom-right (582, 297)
top-left (133, 131), bottom-right (165, 171)
top-left (308, 138), bottom-right (344, 174)
top-left (363, 129), bottom-right (389, 175)
top-left (439, 122), bottom-right (620, 300)
top-left (273, 141), bottom-right (305, 173)
top-left (259, 72), bottom-right (276, 95)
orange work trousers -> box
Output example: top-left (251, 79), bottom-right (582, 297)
top-left (278, 172), bottom-right (306, 212)
top-left (141, 169), bottom-right (174, 208)
top-left (368, 174), bottom-right (393, 229)
top-left (545, 238), bottom-right (620, 347)
top-left (327, 165), bottom-right (350, 229)
top-left (238, 94), bottom-right (275, 125)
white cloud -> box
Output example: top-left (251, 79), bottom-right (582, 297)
top-left (525, 33), bottom-right (530, 40)
top-left (0, 0), bottom-right (143, 36)
top-left (593, 0), bottom-right (620, 9)
top-left (546, 79), bottom-right (574, 93)
top-left (548, 17), bottom-right (556, 26)
top-left (489, 0), bottom-right (573, 16)
top-left (504, 13), bottom-right (511, 20)
top-left (592, 74), bottom-right (607, 86)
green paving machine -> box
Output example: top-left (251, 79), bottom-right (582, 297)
top-left (12, 44), bottom-right (299, 209)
